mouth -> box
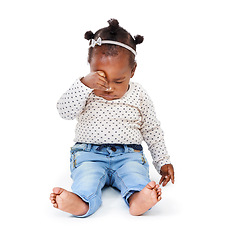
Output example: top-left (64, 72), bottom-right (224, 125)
top-left (101, 95), bottom-right (117, 100)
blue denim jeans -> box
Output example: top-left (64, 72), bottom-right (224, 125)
top-left (70, 143), bottom-right (151, 217)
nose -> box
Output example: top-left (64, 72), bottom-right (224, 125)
top-left (105, 86), bottom-right (114, 92)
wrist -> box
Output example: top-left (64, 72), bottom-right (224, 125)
top-left (80, 76), bottom-right (85, 83)
top-left (80, 76), bottom-right (90, 88)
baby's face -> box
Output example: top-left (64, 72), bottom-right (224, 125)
top-left (90, 51), bottom-right (136, 100)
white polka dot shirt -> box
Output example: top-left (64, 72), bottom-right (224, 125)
top-left (57, 78), bottom-right (171, 173)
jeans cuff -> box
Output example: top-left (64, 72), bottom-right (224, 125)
top-left (71, 192), bottom-right (101, 218)
top-left (123, 187), bottom-right (145, 207)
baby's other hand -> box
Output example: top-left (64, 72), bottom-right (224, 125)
top-left (81, 71), bottom-right (109, 91)
top-left (159, 164), bottom-right (175, 187)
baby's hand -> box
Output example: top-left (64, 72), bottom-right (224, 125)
top-left (81, 71), bottom-right (109, 91)
top-left (159, 164), bottom-right (175, 187)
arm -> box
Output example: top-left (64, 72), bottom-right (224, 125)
top-left (57, 71), bottom-right (108, 120)
top-left (56, 77), bottom-right (93, 120)
top-left (140, 88), bottom-right (174, 185)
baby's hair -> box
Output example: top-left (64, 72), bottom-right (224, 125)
top-left (84, 19), bottom-right (144, 68)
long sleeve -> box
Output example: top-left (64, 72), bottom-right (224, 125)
top-left (57, 77), bottom-right (93, 120)
top-left (140, 89), bottom-right (171, 174)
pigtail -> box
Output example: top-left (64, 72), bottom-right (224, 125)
top-left (107, 18), bottom-right (119, 35)
top-left (84, 31), bottom-right (95, 40)
top-left (134, 35), bottom-right (144, 45)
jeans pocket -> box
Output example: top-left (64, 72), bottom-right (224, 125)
top-left (140, 152), bottom-right (148, 165)
top-left (70, 152), bottom-right (77, 171)
top-left (132, 149), bottom-right (147, 165)
top-left (70, 143), bottom-right (87, 171)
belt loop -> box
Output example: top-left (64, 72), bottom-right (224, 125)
top-left (86, 144), bottom-right (92, 151)
top-left (124, 145), bottom-right (128, 153)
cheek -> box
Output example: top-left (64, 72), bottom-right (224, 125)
top-left (123, 84), bottom-right (129, 92)
top-left (122, 81), bottom-right (130, 91)
top-left (93, 89), bottom-right (103, 95)
top-left (113, 84), bottom-right (129, 96)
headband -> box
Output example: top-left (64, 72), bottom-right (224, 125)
top-left (89, 37), bottom-right (137, 56)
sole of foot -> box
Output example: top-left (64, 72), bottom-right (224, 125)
top-left (129, 181), bottom-right (162, 216)
top-left (50, 187), bottom-right (89, 216)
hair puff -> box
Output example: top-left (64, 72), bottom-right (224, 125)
top-left (134, 35), bottom-right (144, 45)
top-left (107, 18), bottom-right (119, 34)
top-left (84, 31), bottom-right (95, 40)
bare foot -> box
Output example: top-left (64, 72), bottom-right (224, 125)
top-left (128, 181), bottom-right (162, 216)
top-left (49, 187), bottom-right (89, 216)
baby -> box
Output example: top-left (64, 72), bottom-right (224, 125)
top-left (50, 19), bottom-right (174, 217)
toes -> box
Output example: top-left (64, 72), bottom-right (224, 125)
top-left (53, 187), bottom-right (64, 195)
top-left (50, 193), bottom-right (56, 200)
top-left (146, 181), bottom-right (156, 190)
top-left (50, 192), bottom-right (57, 205)
top-left (154, 185), bottom-right (162, 198)
top-left (53, 203), bottom-right (58, 208)
top-left (153, 184), bottom-right (160, 191)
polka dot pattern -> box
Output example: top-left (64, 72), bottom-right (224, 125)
top-left (57, 78), bottom-right (171, 173)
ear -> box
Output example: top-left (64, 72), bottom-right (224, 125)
top-left (130, 63), bottom-right (137, 78)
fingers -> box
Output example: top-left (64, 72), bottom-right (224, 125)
top-left (168, 167), bottom-right (175, 184)
top-left (162, 175), bottom-right (171, 187)
top-left (96, 79), bottom-right (109, 90)
top-left (159, 175), bottom-right (165, 185)
top-left (170, 172), bottom-right (175, 184)
top-left (159, 175), bottom-right (171, 187)
top-left (159, 164), bottom-right (175, 187)
top-left (96, 71), bottom-right (109, 90)
top-left (96, 71), bottom-right (106, 78)
top-left (83, 71), bottom-right (109, 91)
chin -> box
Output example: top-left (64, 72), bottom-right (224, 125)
top-left (94, 91), bottom-right (123, 100)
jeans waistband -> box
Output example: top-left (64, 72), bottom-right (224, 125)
top-left (76, 142), bottom-right (143, 151)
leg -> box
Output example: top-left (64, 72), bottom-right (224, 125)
top-left (112, 157), bottom-right (161, 216)
top-left (50, 161), bottom-right (108, 217)
top-left (70, 161), bottom-right (108, 217)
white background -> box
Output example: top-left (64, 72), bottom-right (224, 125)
top-left (0, 0), bottom-right (227, 239)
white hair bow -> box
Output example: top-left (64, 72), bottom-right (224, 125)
top-left (90, 37), bottom-right (102, 47)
